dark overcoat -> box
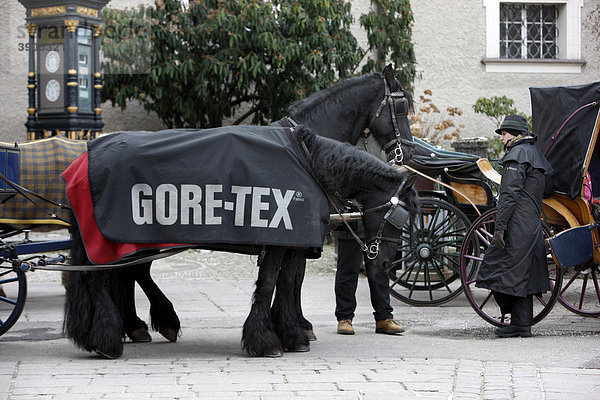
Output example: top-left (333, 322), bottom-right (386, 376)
top-left (476, 136), bottom-right (553, 297)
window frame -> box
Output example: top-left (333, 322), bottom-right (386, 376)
top-left (482, 0), bottom-right (585, 73)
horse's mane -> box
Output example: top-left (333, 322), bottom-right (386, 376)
top-left (294, 125), bottom-right (404, 199)
top-left (287, 73), bottom-right (382, 121)
top-left (287, 71), bottom-right (414, 121)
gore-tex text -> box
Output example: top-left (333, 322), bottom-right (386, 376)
top-left (131, 183), bottom-right (296, 229)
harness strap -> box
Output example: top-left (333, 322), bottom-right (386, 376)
top-left (297, 138), bottom-right (369, 253)
top-left (367, 77), bottom-right (408, 165)
top-left (8, 247), bottom-right (189, 272)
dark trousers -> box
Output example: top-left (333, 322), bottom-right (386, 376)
top-left (334, 238), bottom-right (393, 321)
top-left (493, 291), bottom-right (533, 326)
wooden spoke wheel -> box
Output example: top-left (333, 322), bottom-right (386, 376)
top-left (556, 263), bottom-right (600, 317)
top-left (0, 266), bottom-right (27, 336)
top-left (389, 197), bottom-right (470, 306)
top-left (459, 209), bottom-right (563, 327)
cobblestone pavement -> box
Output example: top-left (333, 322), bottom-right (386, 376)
top-left (1, 231), bottom-right (599, 399)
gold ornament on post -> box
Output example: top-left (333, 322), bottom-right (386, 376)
top-left (93, 24), bottom-right (103, 37)
top-left (64, 19), bottom-right (79, 33)
top-left (25, 23), bottom-right (36, 36)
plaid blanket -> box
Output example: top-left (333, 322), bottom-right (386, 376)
top-left (0, 137), bottom-right (86, 228)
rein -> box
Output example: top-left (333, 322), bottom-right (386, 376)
top-left (0, 171), bottom-right (72, 224)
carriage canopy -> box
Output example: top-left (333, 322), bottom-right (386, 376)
top-left (531, 82), bottom-right (600, 199)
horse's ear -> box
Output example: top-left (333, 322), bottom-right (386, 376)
top-left (383, 64), bottom-right (395, 84)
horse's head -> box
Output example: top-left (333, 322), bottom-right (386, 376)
top-left (368, 64), bottom-right (415, 165)
top-left (359, 174), bottom-right (418, 270)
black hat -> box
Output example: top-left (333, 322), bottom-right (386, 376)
top-left (495, 114), bottom-right (529, 135)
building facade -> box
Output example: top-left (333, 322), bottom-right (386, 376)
top-left (0, 0), bottom-right (598, 143)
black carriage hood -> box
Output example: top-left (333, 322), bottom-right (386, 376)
top-left (531, 82), bottom-right (600, 199)
top-left (408, 137), bottom-right (483, 180)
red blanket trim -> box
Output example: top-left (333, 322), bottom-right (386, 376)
top-left (62, 152), bottom-right (179, 264)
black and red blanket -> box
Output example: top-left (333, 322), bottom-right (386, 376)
top-left (62, 125), bottom-right (330, 264)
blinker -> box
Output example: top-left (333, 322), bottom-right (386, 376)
top-left (392, 92), bottom-right (409, 118)
top-left (385, 204), bottom-right (410, 229)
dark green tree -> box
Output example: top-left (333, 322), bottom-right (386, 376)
top-left (359, 0), bottom-right (415, 90)
top-left (101, 0), bottom-right (415, 128)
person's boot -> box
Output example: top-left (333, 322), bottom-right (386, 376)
top-left (495, 295), bottom-right (532, 338)
top-left (375, 319), bottom-right (405, 335)
top-left (337, 319), bottom-right (354, 335)
top-left (494, 325), bottom-right (532, 337)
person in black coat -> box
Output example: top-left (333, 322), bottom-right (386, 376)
top-left (476, 115), bottom-right (553, 338)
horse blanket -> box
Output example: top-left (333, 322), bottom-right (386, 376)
top-left (63, 126), bottom-right (330, 264)
top-left (0, 137), bottom-right (86, 228)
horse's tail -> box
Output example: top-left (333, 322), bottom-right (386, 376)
top-left (63, 214), bottom-right (124, 358)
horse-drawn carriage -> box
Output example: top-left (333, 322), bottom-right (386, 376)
top-left (388, 137), bottom-right (497, 305)
top-left (0, 137), bottom-right (86, 336)
top-left (459, 81), bottom-right (600, 325)
top-left (390, 81), bottom-right (600, 324)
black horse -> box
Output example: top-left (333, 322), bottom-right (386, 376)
top-left (127, 65), bottom-right (414, 343)
top-left (64, 66), bottom-right (416, 358)
top-left (64, 124), bottom-right (417, 358)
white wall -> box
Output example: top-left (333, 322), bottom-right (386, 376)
top-left (0, 0), bottom-right (598, 143)
top-left (410, 0), bottom-right (600, 139)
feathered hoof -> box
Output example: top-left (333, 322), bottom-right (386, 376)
top-left (95, 347), bottom-right (122, 359)
top-left (159, 327), bottom-right (178, 342)
top-left (285, 344), bottom-right (310, 353)
top-left (263, 349), bottom-right (283, 358)
top-left (304, 329), bottom-right (317, 341)
top-left (128, 328), bottom-right (152, 343)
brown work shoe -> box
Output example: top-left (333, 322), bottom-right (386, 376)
top-left (337, 319), bottom-right (354, 335)
top-left (375, 319), bottom-right (405, 335)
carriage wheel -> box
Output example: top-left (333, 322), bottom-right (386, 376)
top-left (459, 209), bottom-right (563, 327)
top-left (389, 197), bottom-right (470, 306)
top-left (556, 263), bottom-right (600, 317)
top-left (0, 266), bottom-right (27, 336)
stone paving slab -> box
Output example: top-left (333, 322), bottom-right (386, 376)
top-left (1, 243), bottom-right (599, 399)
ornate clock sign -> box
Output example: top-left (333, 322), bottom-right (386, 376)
top-left (18, 0), bottom-right (110, 141)
top-left (44, 51), bottom-right (60, 73)
top-left (45, 79), bottom-right (60, 102)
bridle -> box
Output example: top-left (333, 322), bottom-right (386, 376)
top-left (368, 77), bottom-right (411, 165)
top-left (360, 179), bottom-right (410, 260)
top-left (285, 76), bottom-right (414, 261)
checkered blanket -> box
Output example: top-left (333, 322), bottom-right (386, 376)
top-left (0, 137), bottom-right (86, 228)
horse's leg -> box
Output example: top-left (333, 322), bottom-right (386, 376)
top-left (292, 254), bottom-right (316, 341)
top-left (242, 247), bottom-right (285, 357)
top-left (271, 249), bottom-right (310, 352)
top-left (64, 270), bottom-right (124, 358)
top-left (113, 266), bottom-right (151, 343)
top-left (64, 216), bottom-right (123, 358)
top-left (134, 262), bottom-right (180, 342)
